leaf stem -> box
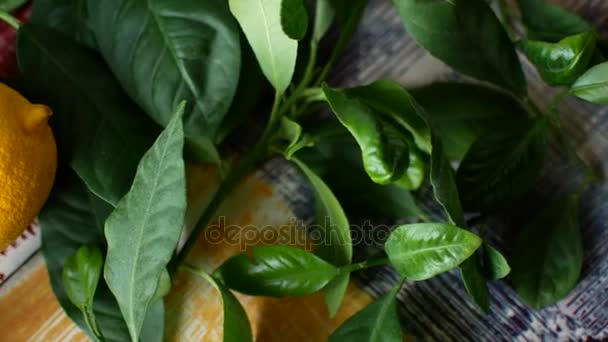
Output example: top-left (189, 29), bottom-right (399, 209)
top-left (522, 97), bottom-right (544, 119)
top-left (171, 93), bottom-right (284, 274)
top-left (343, 257), bottom-right (390, 273)
top-left (180, 263), bottom-right (214, 283)
top-left (82, 305), bottom-right (105, 342)
top-left (297, 40), bottom-right (319, 95)
top-left (549, 90), bottom-right (569, 125)
top-left (0, 10), bottom-right (20, 29)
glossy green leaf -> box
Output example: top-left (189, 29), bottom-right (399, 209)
top-left (104, 104), bottom-right (187, 342)
top-left (63, 245), bottom-right (103, 308)
top-left (521, 32), bottom-right (596, 86)
top-left (386, 223), bottom-right (482, 281)
top-left (393, 0), bottom-right (526, 95)
top-left (570, 61), bottom-right (608, 104)
top-left (281, 0), bottom-right (308, 40)
top-left (292, 158), bottom-right (353, 266)
top-left (17, 24), bottom-right (161, 206)
top-left (39, 169), bottom-right (161, 342)
top-left (296, 121), bottom-right (425, 221)
top-left (456, 119), bottom-right (549, 212)
top-left (0, 0), bottom-right (27, 11)
top-left (312, 0), bottom-right (334, 43)
top-left (291, 158), bottom-right (352, 312)
top-left (412, 82), bottom-right (529, 161)
top-left (512, 194), bottom-right (583, 309)
top-left (87, 0), bottom-right (240, 149)
top-left (519, 0), bottom-right (591, 42)
top-left (483, 244), bottom-right (511, 280)
top-left (428, 136), bottom-right (490, 310)
top-left (323, 273), bottom-right (350, 318)
top-left (215, 245), bottom-right (339, 297)
top-left (394, 147), bottom-right (425, 191)
top-left (323, 85), bottom-right (411, 185)
top-left (184, 266), bottom-right (252, 342)
top-left (430, 134), bottom-right (465, 227)
top-left (229, 0), bottom-right (297, 94)
top-left (328, 280), bottom-right (404, 342)
top-left (460, 257), bottom-right (490, 312)
top-left (345, 80), bottom-right (431, 154)
top-left (30, 0), bottom-right (96, 48)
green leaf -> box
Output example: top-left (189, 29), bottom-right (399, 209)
top-left (275, 116), bottom-right (314, 158)
top-left (87, 0), bottom-right (241, 147)
top-left (140, 301), bottom-right (165, 342)
top-left (184, 266), bottom-right (252, 342)
top-left (386, 223), bottom-right (482, 281)
top-left (215, 36), bottom-right (270, 144)
top-left (460, 257), bottom-right (490, 312)
top-left (521, 32), bottom-right (596, 86)
top-left (323, 85), bottom-right (411, 185)
top-left (519, 0), bottom-right (591, 42)
top-left (291, 158), bottom-right (352, 266)
top-left (39, 169), bottom-right (161, 342)
top-left (104, 104), bottom-right (187, 342)
top-left (215, 245), bottom-right (339, 297)
top-left (63, 245), bottom-right (103, 308)
top-left (430, 134), bottom-right (465, 227)
top-left (296, 121), bottom-right (424, 221)
top-left (393, 0), bottom-right (526, 95)
top-left (394, 147), bottom-right (425, 191)
top-left (229, 0), bottom-right (297, 94)
top-left (0, 0), bottom-right (27, 11)
top-left (17, 24), bottom-right (161, 206)
top-left (63, 245), bottom-right (105, 341)
top-left (456, 119), bottom-right (549, 212)
top-left (30, 0), bottom-right (96, 48)
top-left (429, 134), bottom-right (489, 310)
top-left (412, 82), bottom-right (535, 161)
top-left (344, 80), bottom-right (432, 154)
top-left (152, 269), bottom-right (171, 302)
top-left (281, 0), bottom-right (309, 40)
top-left (328, 280), bottom-right (404, 342)
top-left (323, 273), bottom-right (350, 318)
top-left (511, 194), bottom-right (583, 309)
top-left (570, 61), bottom-right (608, 104)
top-left (483, 244), bottom-right (511, 280)
top-left (312, 0), bottom-right (335, 44)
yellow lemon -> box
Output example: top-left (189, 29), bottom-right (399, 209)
top-left (0, 83), bottom-right (57, 251)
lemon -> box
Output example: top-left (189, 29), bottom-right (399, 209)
top-left (0, 83), bottom-right (57, 251)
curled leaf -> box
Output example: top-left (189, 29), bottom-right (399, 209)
top-left (521, 32), bottom-right (596, 86)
